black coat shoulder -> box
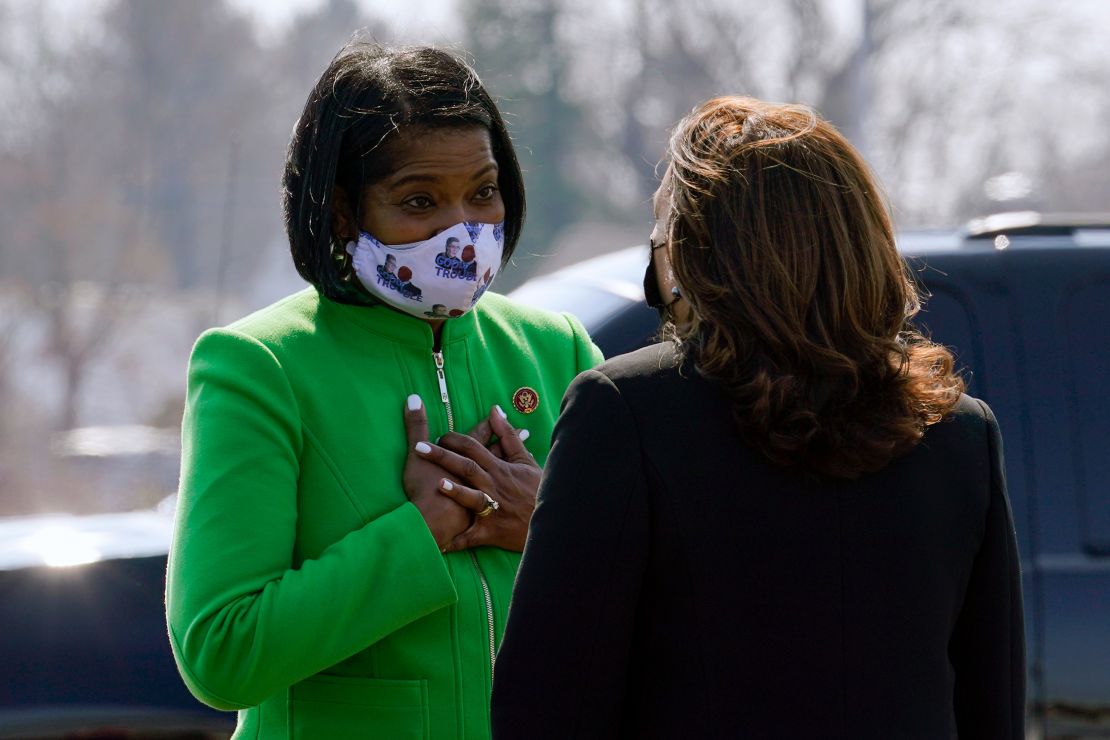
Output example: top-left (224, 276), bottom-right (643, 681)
top-left (591, 340), bottom-right (683, 382)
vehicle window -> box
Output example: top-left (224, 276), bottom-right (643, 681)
top-left (1063, 280), bottom-right (1110, 554)
top-left (587, 301), bottom-right (662, 358)
top-left (509, 281), bottom-right (634, 330)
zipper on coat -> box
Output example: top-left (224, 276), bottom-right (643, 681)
top-left (469, 549), bottom-right (497, 685)
top-left (432, 350), bottom-right (455, 433)
top-left (431, 348), bottom-right (497, 686)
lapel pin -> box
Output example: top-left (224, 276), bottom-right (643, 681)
top-left (512, 386), bottom-right (539, 415)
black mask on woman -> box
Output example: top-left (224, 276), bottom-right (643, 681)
top-left (644, 239), bottom-right (682, 318)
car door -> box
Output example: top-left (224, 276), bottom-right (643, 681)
top-left (909, 248), bottom-right (1043, 725)
top-left (1011, 248), bottom-right (1110, 739)
top-left (914, 245), bottom-right (1110, 739)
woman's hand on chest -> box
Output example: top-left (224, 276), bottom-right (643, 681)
top-left (410, 405), bottom-right (540, 553)
top-left (402, 395), bottom-right (473, 550)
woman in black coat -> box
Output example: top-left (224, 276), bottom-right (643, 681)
top-left (491, 96), bottom-right (1024, 739)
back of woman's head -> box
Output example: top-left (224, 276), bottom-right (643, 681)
top-left (282, 42), bottom-right (525, 301)
top-left (664, 96), bottom-right (964, 479)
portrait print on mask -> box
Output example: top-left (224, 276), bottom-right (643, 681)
top-left (425, 303), bottom-right (460, 318)
top-left (469, 267), bottom-right (494, 307)
top-left (375, 253), bottom-right (423, 301)
top-left (434, 236), bottom-right (479, 280)
top-left (347, 220), bottom-right (505, 319)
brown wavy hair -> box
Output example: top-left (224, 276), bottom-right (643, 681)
top-left (663, 96), bottom-right (964, 479)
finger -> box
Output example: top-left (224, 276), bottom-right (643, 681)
top-left (443, 524), bottom-right (483, 553)
top-left (466, 416), bottom-right (494, 447)
top-left (414, 441), bottom-right (495, 490)
top-left (438, 431), bottom-right (502, 472)
top-left (403, 394), bottom-right (430, 449)
top-left (489, 441), bottom-right (505, 460)
top-left (488, 405), bottom-right (532, 464)
top-left (438, 478), bottom-right (494, 514)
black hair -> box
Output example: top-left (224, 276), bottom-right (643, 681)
top-left (282, 42), bottom-right (526, 302)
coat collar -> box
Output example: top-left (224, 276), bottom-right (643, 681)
top-left (318, 292), bottom-right (480, 349)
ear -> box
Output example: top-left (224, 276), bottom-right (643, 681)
top-left (331, 185), bottom-right (356, 244)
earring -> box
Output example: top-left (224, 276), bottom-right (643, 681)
top-left (332, 239), bottom-right (355, 282)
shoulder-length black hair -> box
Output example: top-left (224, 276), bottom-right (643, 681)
top-left (282, 42), bottom-right (526, 302)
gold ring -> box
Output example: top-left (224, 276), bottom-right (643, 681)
top-left (476, 493), bottom-right (500, 518)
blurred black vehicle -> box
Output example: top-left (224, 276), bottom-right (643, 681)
top-left (2, 212), bottom-right (1108, 739)
top-left (0, 502), bottom-right (233, 738)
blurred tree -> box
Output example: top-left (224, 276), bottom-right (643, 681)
top-left (463, 0), bottom-right (588, 262)
top-left (242, 0), bottom-right (388, 309)
top-left (0, 2), bottom-right (143, 430)
top-left (0, 0), bottom-right (267, 428)
top-left (102, 0), bottom-right (267, 289)
top-left (269, 0), bottom-right (375, 101)
top-left (0, 0), bottom-right (403, 512)
top-left (462, 0), bottom-right (873, 250)
top-left (0, 279), bottom-right (23, 500)
top-left (264, 0), bottom-right (386, 216)
top-left (587, 0), bottom-right (880, 211)
top-left (464, 0), bottom-right (1110, 233)
top-left (0, 0), bottom-right (396, 433)
top-left (866, 0), bottom-right (1110, 224)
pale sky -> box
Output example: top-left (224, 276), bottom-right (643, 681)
top-left (227, 0), bottom-right (464, 42)
top-left (226, 0), bottom-right (864, 46)
top-left (21, 0), bottom-right (465, 47)
top-left (31, 0), bottom-right (862, 50)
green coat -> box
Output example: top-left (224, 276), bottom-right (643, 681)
top-left (166, 288), bottom-right (603, 739)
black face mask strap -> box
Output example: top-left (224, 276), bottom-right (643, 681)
top-left (644, 238), bottom-right (682, 310)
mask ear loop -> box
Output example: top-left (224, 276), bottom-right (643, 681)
top-left (649, 238), bottom-right (683, 307)
top-left (330, 161), bottom-right (358, 283)
top-left (334, 160), bottom-right (376, 304)
top-left (332, 242), bottom-right (355, 283)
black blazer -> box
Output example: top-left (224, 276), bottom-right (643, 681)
top-left (492, 342), bottom-right (1024, 739)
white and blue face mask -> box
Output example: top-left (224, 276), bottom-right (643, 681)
top-left (346, 221), bottom-right (504, 319)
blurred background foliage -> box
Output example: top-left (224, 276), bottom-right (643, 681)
top-left (0, 0), bottom-right (1108, 515)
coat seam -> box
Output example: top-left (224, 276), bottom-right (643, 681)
top-left (976, 397), bottom-right (1017, 735)
top-left (568, 368), bottom-right (648, 738)
top-left (300, 424), bottom-right (371, 523)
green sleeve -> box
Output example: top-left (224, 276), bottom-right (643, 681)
top-left (562, 311), bottom-right (605, 372)
top-left (166, 328), bottom-right (458, 711)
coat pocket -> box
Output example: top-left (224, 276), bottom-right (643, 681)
top-left (290, 674), bottom-right (428, 739)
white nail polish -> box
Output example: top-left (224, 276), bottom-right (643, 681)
top-left (518, 429), bottom-right (530, 442)
top-left (407, 394), bottom-right (422, 411)
top-left (415, 441), bottom-right (432, 454)
top-left (495, 404), bottom-right (508, 419)
top-left (441, 479), bottom-right (454, 491)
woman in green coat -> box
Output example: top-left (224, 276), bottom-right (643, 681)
top-left (166, 43), bottom-right (602, 739)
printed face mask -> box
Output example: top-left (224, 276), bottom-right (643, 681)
top-left (347, 221), bottom-right (504, 319)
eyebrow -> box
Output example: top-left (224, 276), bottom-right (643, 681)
top-left (388, 163), bottom-right (499, 191)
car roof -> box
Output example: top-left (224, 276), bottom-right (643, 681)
top-left (530, 213), bottom-right (1110, 290)
top-left (0, 501), bottom-right (175, 571)
top-left (519, 245), bottom-right (649, 299)
top-left (901, 212), bottom-right (1110, 254)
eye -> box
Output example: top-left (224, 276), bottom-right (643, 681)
top-left (402, 195), bottom-right (434, 210)
top-left (474, 183), bottom-right (499, 201)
